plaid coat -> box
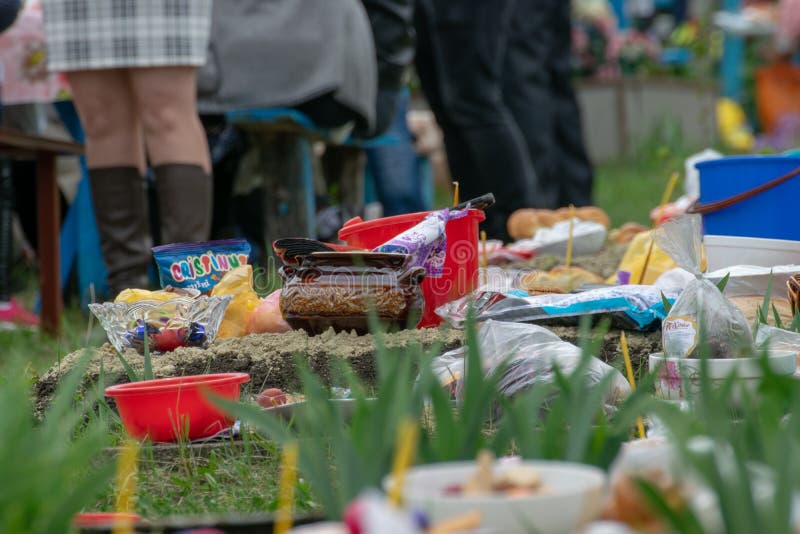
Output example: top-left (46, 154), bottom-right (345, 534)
top-left (42, 0), bottom-right (211, 72)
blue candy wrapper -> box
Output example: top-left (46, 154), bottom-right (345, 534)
top-left (152, 239), bottom-right (251, 292)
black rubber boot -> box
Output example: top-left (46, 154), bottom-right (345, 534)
top-left (88, 166), bottom-right (152, 296)
top-left (153, 164), bottom-right (212, 245)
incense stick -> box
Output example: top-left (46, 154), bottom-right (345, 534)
top-left (636, 172), bottom-right (679, 285)
top-left (388, 418), bottom-right (419, 507)
top-left (274, 441), bottom-right (299, 534)
top-left (565, 204), bottom-right (576, 268)
top-left (620, 332), bottom-right (646, 439)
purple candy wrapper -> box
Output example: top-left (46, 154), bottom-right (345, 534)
top-left (373, 209), bottom-right (467, 278)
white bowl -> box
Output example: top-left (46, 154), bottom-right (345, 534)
top-left (649, 350), bottom-right (797, 401)
top-left (703, 235), bottom-right (800, 271)
top-left (384, 460), bottom-right (606, 534)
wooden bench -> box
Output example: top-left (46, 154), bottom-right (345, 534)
top-left (225, 108), bottom-right (400, 245)
top-left (0, 127), bottom-right (83, 335)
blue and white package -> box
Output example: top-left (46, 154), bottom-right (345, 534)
top-left (152, 238), bottom-right (251, 292)
top-left (436, 285), bottom-right (674, 331)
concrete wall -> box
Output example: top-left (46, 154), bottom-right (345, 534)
top-left (577, 79), bottom-right (718, 162)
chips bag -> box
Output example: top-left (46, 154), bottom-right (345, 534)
top-left (655, 215), bottom-right (752, 358)
top-left (152, 238), bottom-right (251, 293)
top-left (210, 265), bottom-right (261, 338)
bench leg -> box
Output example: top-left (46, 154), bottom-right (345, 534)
top-left (37, 152), bottom-right (61, 336)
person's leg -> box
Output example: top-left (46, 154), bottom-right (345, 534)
top-left (366, 89), bottom-right (427, 215)
top-left (128, 66), bottom-right (212, 245)
top-left (66, 70), bottom-right (146, 172)
top-left (415, 0), bottom-right (535, 240)
top-left (548, 0), bottom-right (594, 207)
top-left (67, 69), bottom-right (151, 295)
top-left (0, 159), bottom-right (12, 304)
top-left (501, 0), bottom-right (560, 209)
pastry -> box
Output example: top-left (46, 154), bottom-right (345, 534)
top-left (610, 222), bottom-right (649, 244)
top-left (520, 266), bottom-right (604, 294)
top-left (507, 206), bottom-right (612, 240)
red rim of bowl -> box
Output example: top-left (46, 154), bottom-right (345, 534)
top-left (105, 373), bottom-right (250, 397)
top-left (72, 512), bottom-right (141, 526)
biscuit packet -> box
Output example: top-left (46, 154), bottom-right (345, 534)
top-left (654, 215), bottom-right (752, 358)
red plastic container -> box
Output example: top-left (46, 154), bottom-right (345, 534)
top-left (338, 209), bottom-right (486, 327)
top-left (105, 373), bottom-right (250, 442)
top-left (72, 512), bottom-right (141, 528)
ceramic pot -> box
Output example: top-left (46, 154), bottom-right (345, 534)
top-left (279, 252), bottom-right (426, 335)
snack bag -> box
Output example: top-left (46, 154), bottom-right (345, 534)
top-left (210, 265), bottom-right (261, 338)
top-left (152, 238), bottom-right (251, 292)
top-left (373, 208), bottom-right (466, 278)
top-left (655, 216), bottom-right (752, 358)
top-left (608, 230), bottom-right (677, 286)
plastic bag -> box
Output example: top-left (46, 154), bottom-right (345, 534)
top-left (436, 285), bottom-right (670, 331)
top-left (430, 320), bottom-right (630, 409)
top-left (373, 208), bottom-right (466, 278)
top-left (210, 265), bottom-right (261, 338)
top-left (755, 323), bottom-right (800, 352)
top-left (509, 218), bottom-right (607, 257)
top-left (655, 216), bottom-right (752, 359)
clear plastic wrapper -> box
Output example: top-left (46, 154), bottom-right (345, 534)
top-left (655, 216), bottom-right (753, 359)
top-left (89, 296), bottom-right (232, 354)
top-left (430, 320), bottom-right (630, 410)
top-left (755, 323), bottom-right (800, 352)
top-left (436, 285), bottom-right (670, 331)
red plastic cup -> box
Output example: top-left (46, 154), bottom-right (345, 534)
top-left (105, 373), bottom-right (250, 442)
top-left (338, 209), bottom-right (485, 328)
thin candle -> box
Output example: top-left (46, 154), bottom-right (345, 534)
top-left (565, 204), bottom-right (576, 268)
top-left (636, 172), bottom-right (679, 285)
top-left (112, 439), bottom-right (139, 534)
top-left (620, 332), bottom-right (646, 439)
top-left (480, 230), bottom-right (488, 286)
top-left (388, 418), bottom-right (419, 507)
top-left (452, 181), bottom-right (460, 207)
top-left (274, 441), bottom-right (299, 534)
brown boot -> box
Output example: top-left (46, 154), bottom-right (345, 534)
top-left (153, 164), bottom-right (212, 245)
top-left (88, 166), bottom-right (152, 296)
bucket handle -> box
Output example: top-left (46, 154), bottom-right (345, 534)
top-left (687, 165), bottom-right (800, 215)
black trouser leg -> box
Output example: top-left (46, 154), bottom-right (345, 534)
top-left (549, 0), bottom-right (593, 206)
top-left (503, 0), bottom-right (593, 208)
top-left (502, 0), bottom-right (558, 208)
top-left (414, 0), bottom-right (535, 240)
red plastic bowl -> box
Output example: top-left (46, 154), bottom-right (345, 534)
top-left (72, 512), bottom-right (140, 528)
top-left (105, 373), bottom-right (250, 442)
top-left (338, 209), bottom-right (486, 328)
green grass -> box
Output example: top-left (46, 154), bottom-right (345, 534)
top-left (0, 307), bottom-right (101, 375)
top-left (595, 157), bottom-right (679, 227)
top-left (90, 435), bottom-right (316, 519)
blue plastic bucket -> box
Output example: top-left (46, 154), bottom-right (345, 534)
top-left (695, 155), bottom-right (800, 241)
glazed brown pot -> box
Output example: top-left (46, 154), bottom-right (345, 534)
top-left (279, 252), bottom-right (426, 335)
